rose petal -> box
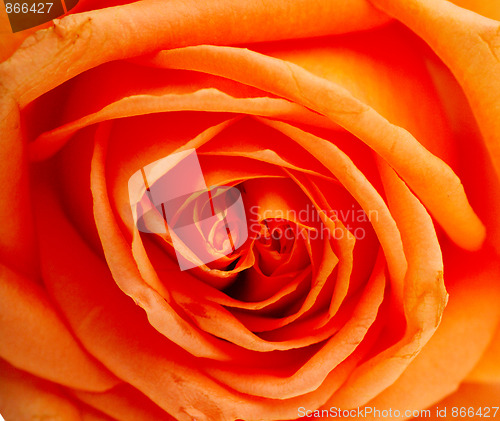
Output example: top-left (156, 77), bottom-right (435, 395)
top-left (424, 53), bottom-right (500, 254)
top-left (0, 359), bottom-right (81, 421)
top-left (107, 117), bottom-right (335, 243)
top-left (29, 88), bottom-right (338, 161)
top-left (103, 119), bottom-right (333, 339)
top-left (0, 0), bottom-right (390, 106)
top-left (80, 407), bottom-right (115, 421)
top-left (327, 247), bottom-right (500, 419)
top-left (285, 169), bottom-right (380, 305)
top-left (73, 384), bottom-right (176, 421)
top-left (0, 262), bottom-right (119, 392)
top-left (137, 228), bottom-right (339, 350)
top-left (255, 23), bottom-right (455, 165)
top-left (86, 117), bottom-right (312, 311)
top-left (0, 94), bottom-right (37, 274)
top-left (450, 0), bottom-right (500, 20)
top-left (467, 321), bottom-right (500, 383)
top-left (423, 382), bottom-right (500, 420)
top-left (368, 0), bottom-right (500, 183)
top-left (324, 160), bottom-right (446, 409)
top-left (146, 238), bottom-right (310, 313)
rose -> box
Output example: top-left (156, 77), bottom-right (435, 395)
top-left (1, 0), bottom-right (499, 419)
top-left (0, 0), bottom-right (499, 420)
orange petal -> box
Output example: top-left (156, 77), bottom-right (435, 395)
top-left (0, 262), bottom-right (119, 392)
top-left (0, 0), bottom-right (390, 107)
top-left (91, 120), bottom-right (333, 354)
top-left (467, 321), bottom-right (500, 383)
top-left (255, 23), bottom-right (455, 166)
top-left (29, 88), bottom-right (337, 161)
top-left (73, 384), bottom-right (176, 421)
top-left (148, 178), bottom-right (343, 350)
top-left (450, 0), bottom-right (500, 20)
top-left (368, 0), bottom-right (500, 183)
top-left (0, 359), bottom-right (81, 421)
top-left (327, 246), bottom-right (500, 418)
top-left (80, 407), bottom-right (115, 421)
top-left (424, 52), bottom-right (500, 255)
top-left (0, 94), bottom-right (37, 275)
top-left (424, 382), bottom-right (500, 420)
top-left (324, 160), bottom-right (447, 409)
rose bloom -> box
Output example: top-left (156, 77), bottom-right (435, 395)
top-left (1, 0), bottom-right (500, 420)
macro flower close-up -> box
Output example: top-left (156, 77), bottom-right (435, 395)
top-left (0, 0), bottom-right (499, 420)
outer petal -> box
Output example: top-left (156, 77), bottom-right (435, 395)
top-left (467, 322), bottom-right (500, 382)
top-left (422, 382), bottom-right (500, 420)
top-left (0, 262), bottom-right (119, 392)
top-left (450, 0), bottom-right (500, 20)
top-left (73, 384), bottom-right (176, 421)
top-left (0, 93), bottom-right (37, 274)
top-left (333, 247), bottom-right (500, 420)
top-left (0, 0), bottom-right (390, 107)
top-left (424, 51), bottom-right (500, 254)
top-left (368, 0), bottom-right (500, 181)
top-left (0, 7), bottom-right (51, 61)
top-left (29, 88), bottom-right (337, 161)
top-left (0, 359), bottom-right (81, 421)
